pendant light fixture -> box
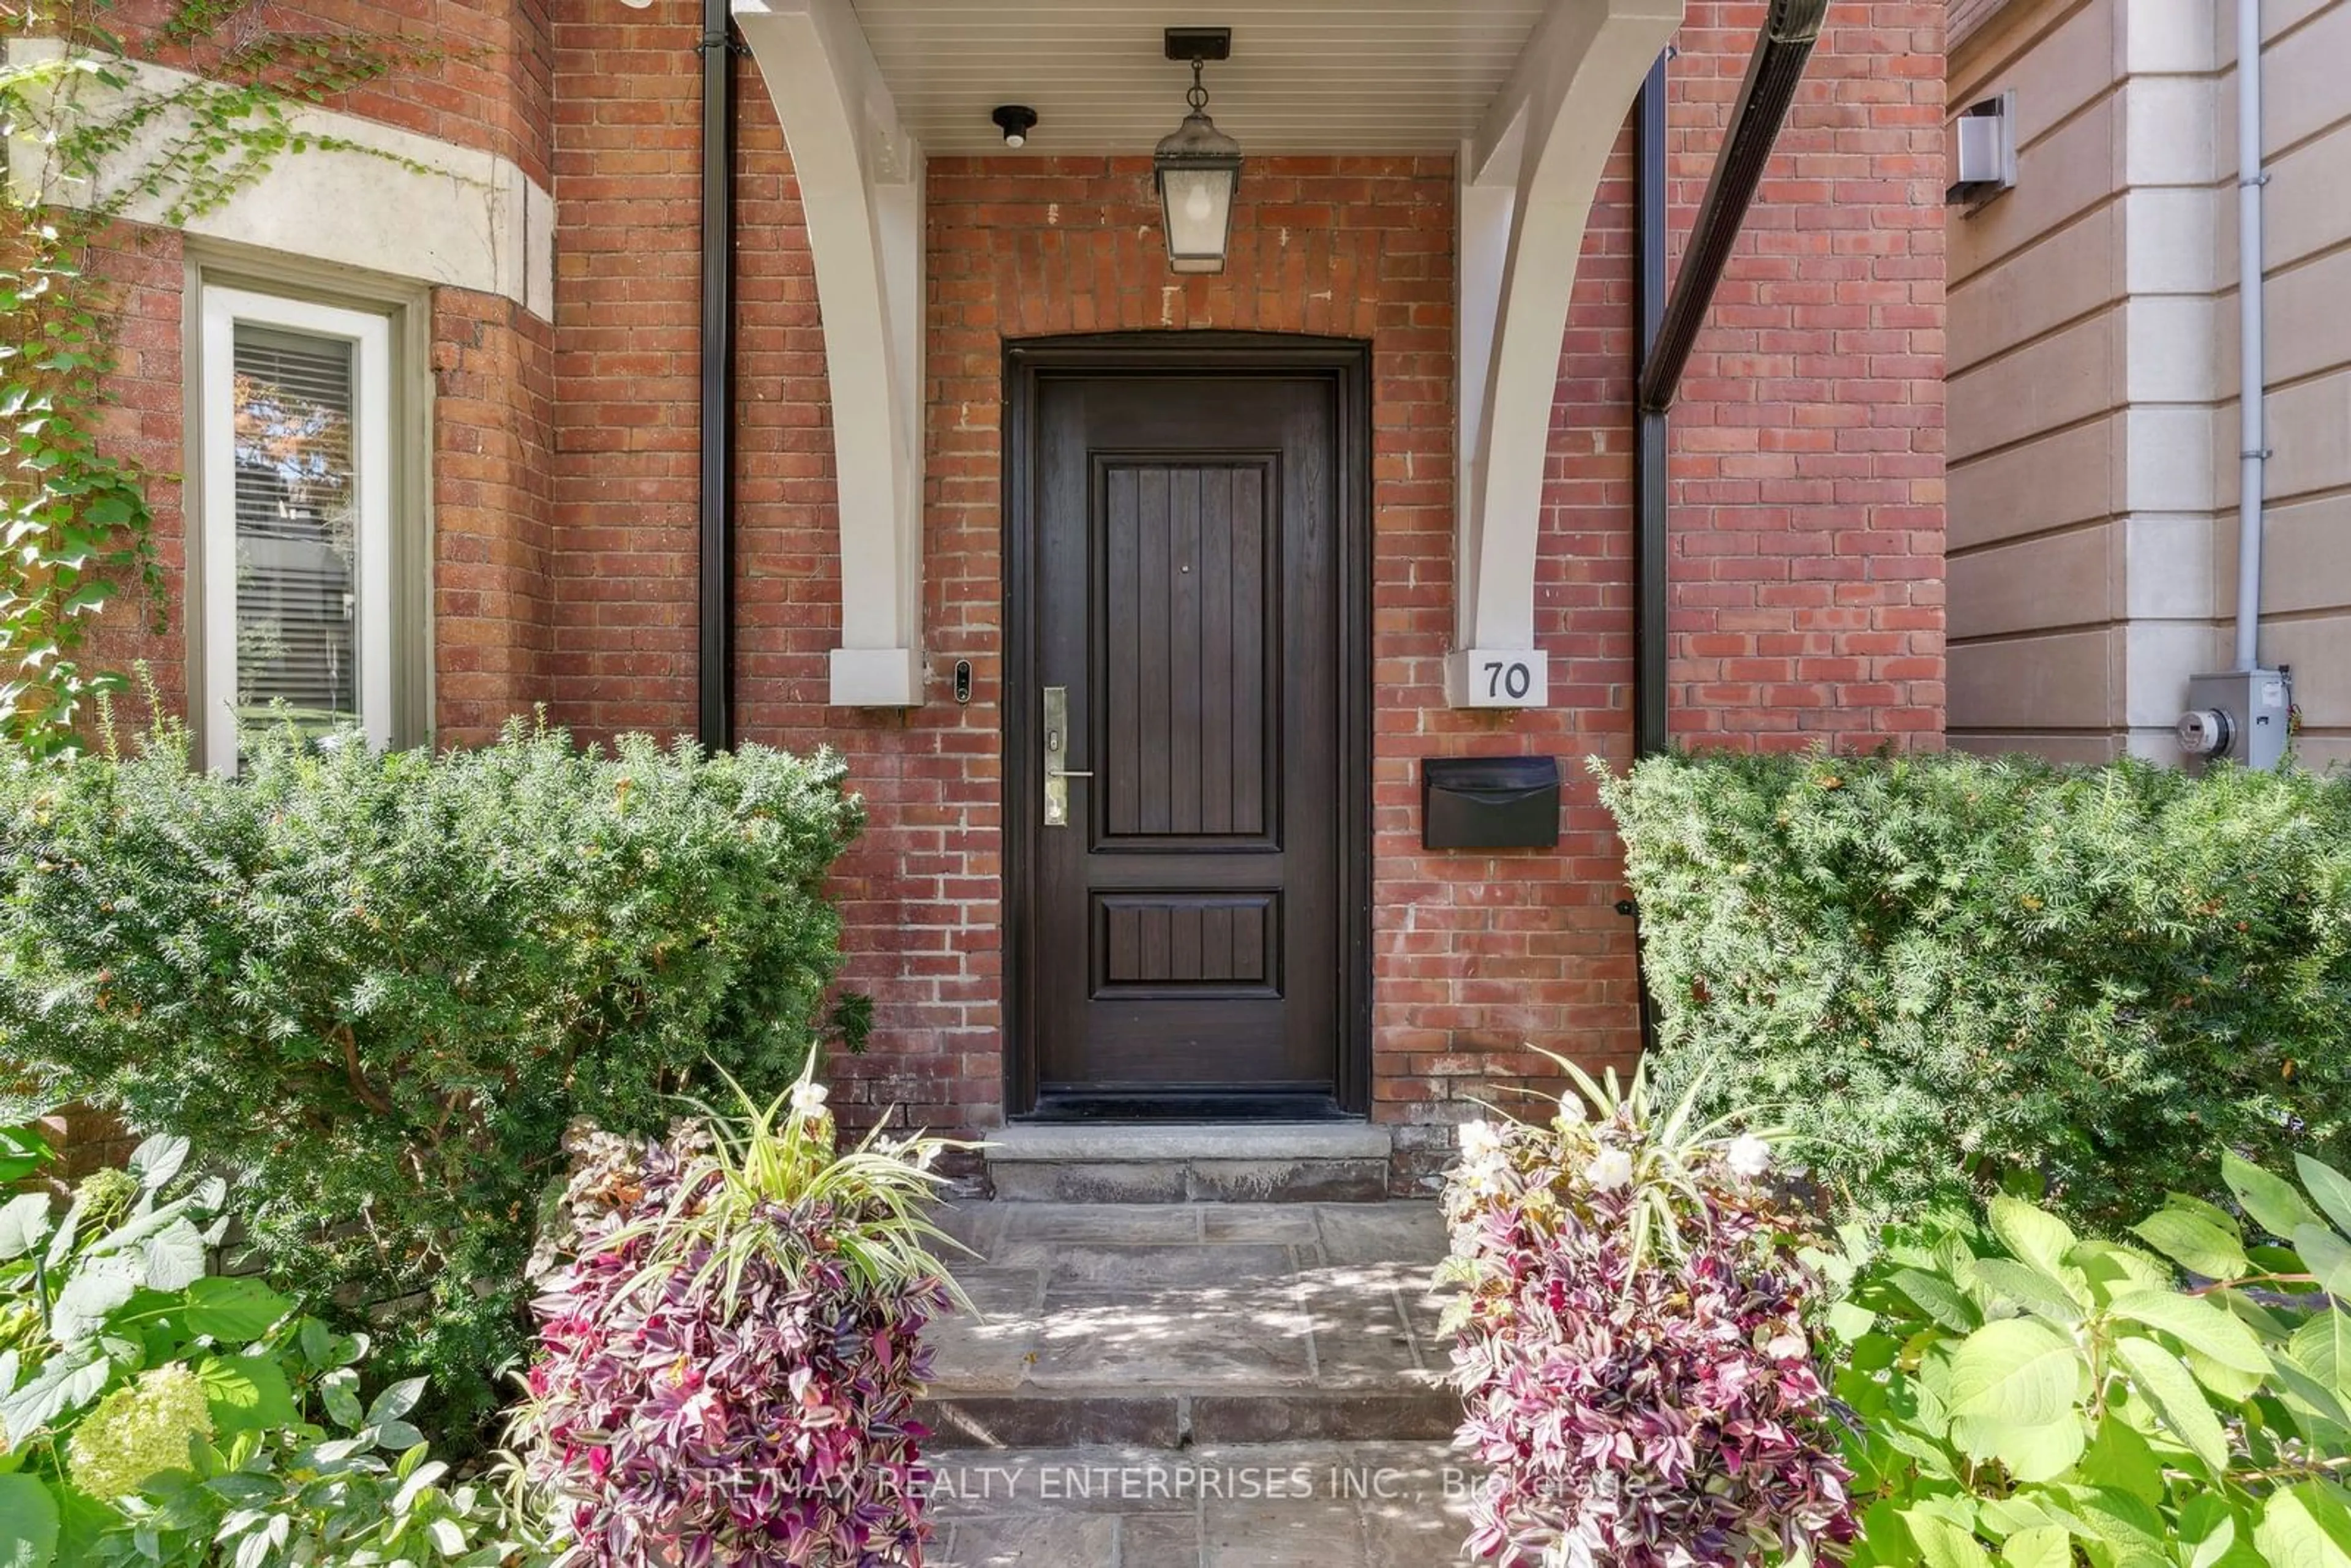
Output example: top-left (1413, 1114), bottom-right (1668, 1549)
top-left (1154, 28), bottom-right (1242, 274)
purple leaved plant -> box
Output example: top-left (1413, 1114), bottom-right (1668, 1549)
top-left (1439, 1060), bottom-right (1857, 1568)
top-left (514, 1059), bottom-right (968, 1567)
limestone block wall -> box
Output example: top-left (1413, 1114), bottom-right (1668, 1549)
top-left (1947, 0), bottom-right (2351, 765)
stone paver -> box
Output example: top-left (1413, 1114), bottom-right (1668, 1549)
top-left (924, 1198), bottom-right (1463, 1465)
top-left (933, 1201), bottom-right (1451, 1394)
top-left (926, 1442), bottom-right (1482, 1567)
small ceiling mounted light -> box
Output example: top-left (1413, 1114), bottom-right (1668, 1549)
top-left (1154, 27), bottom-right (1241, 274)
top-left (992, 105), bottom-right (1039, 149)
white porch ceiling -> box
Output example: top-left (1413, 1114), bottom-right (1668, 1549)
top-left (847, 1), bottom-right (1552, 156)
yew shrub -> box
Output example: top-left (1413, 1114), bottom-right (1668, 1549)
top-left (1600, 751), bottom-right (2351, 1224)
top-left (0, 713), bottom-right (863, 1434)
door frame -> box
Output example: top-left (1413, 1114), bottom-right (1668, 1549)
top-left (1000, 332), bottom-right (1374, 1119)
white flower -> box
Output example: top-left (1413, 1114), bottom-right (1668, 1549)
top-left (69, 1366), bottom-right (212, 1499)
top-left (1725, 1134), bottom-right (1773, 1179)
top-left (1458, 1120), bottom-right (1504, 1162)
top-left (913, 1142), bottom-right (941, 1171)
top-left (791, 1080), bottom-right (830, 1117)
top-left (1766, 1332), bottom-right (1809, 1362)
top-left (1554, 1095), bottom-right (1586, 1127)
top-left (1583, 1147), bottom-right (1635, 1191)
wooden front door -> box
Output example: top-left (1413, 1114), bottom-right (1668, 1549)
top-left (1007, 339), bottom-right (1368, 1115)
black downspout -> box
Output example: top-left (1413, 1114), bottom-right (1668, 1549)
top-left (1637, 0), bottom-right (1829, 415)
top-left (696, 1), bottom-right (740, 754)
top-left (1634, 54), bottom-right (1671, 763)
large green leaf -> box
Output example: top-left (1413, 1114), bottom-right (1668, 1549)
top-left (196, 1355), bottom-right (296, 1436)
top-left (2049, 1483), bottom-right (2170, 1566)
top-left (0, 1350), bottom-right (108, 1442)
top-left (1984, 1416), bottom-right (2086, 1482)
top-left (2297, 1154), bottom-right (2351, 1242)
top-left (2074, 1413), bottom-right (2164, 1506)
top-left (2254, 1482), bottom-right (2351, 1568)
top-left (2296, 1226), bottom-right (2351, 1300)
top-left (1989, 1196), bottom-right (2080, 1292)
top-left (0, 1198), bottom-right (50, 1265)
top-left (1947, 1318), bottom-right (2080, 1428)
top-left (2178, 1495), bottom-right (2258, 1568)
top-left (1903, 1509), bottom-right (1993, 1568)
top-left (1946, 1318), bottom-right (2084, 1476)
top-left (1970, 1259), bottom-right (2085, 1326)
top-left (48, 1264), bottom-right (137, 1345)
top-left (2224, 1152), bottom-right (2322, 1242)
top-left (0, 1129), bottom-right (51, 1190)
top-left (2131, 1210), bottom-right (2251, 1282)
top-left (135, 1218), bottom-right (206, 1293)
top-left (1892, 1268), bottom-right (1981, 1334)
top-left (182, 1277), bottom-right (293, 1343)
top-left (2270, 1349), bottom-right (2351, 1439)
top-left (1999, 1525), bottom-right (2068, 1568)
top-left (0, 1475), bottom-right (56, 1568)
top-left (2112, 1335), bottom-right (2227, 1476)
top-left (126, 1135), bottom-right (189, 1193)
top-left (2107, 1288), bottom-right (2270, 1376)
top-left (2294, 1306), bottom-right (2351, 1394)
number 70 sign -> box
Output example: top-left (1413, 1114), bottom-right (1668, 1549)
top-left (1442, 650), bottom-right (1549, 709)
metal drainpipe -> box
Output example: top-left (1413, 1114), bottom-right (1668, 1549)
top-left (1637, 0), bottom-right (1830, 416)
top-left (2233, 0), bottom-right (2267, 672)
top-left (696, 0), bottom-right (741, 754)
top-left (1635, 54), bottom-right (1671, 762)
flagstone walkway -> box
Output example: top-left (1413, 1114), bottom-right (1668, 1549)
top-left (928, 1440), bottom-right (1480, 1567)
top-left (921, 1201), bottom-right (1482, 1564)
top-left (924, 1201), bottom-right (1460, 1449)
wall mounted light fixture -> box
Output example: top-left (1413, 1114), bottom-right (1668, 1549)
top-left (1154, 28), bottom-right (1241, 274)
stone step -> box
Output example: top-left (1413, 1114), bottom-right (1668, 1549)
top-left (982, 1122), bottom-right (1396, 1203)
top-left (924, 1199), bottom-right (1460, 1455)
top-left (925, 1441), bottom-right (1483, 1567)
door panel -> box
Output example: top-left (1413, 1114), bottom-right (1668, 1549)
top-left (1028, 372), bottom-right (1342, 1097)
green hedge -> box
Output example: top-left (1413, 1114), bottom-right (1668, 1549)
top-left (0, 715), bottom-right (863, 1433)
top-left (1599, 750), bottom-right (2351, 1225)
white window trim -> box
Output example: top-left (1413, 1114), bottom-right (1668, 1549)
top-left (197, 286), bottom-right (395, 773)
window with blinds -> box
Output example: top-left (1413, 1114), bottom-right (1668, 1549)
top-left (198, 285), bottom-right (397, 773)
top-left (230, 326), bottom-right (360, 732)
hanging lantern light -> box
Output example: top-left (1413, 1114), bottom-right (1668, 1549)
top-left (1154, 29), bottom-right (1242, 275)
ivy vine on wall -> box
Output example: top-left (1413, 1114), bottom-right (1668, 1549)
top-left (0, 0), bottom-right (446, 755)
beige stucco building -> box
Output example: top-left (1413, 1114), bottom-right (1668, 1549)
top-left (1948, 0), bottom-right (2350, 767)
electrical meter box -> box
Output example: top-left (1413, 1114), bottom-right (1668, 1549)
top-left (2178, 669), bottom-right (2292, 771)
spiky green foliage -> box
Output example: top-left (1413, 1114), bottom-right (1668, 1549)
top-left (1599, 750), bottom-right (2351, 1225)
top-left (0, 712), bottom-right (864, 1441)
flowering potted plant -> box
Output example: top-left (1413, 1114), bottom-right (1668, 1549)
top-left (1438, 1055), bottom-right (1856, 1568)
top-left (512, 1054), bottom-right (970, 1566)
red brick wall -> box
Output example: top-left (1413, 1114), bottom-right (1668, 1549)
top-left (540, 0), bottom-right (1944, 1190)
top-left (58, 0), bottom-right (1942, 1185)
top-left (64, 0), bottom-right (559, 745)
top-left (113, 0), bottom-right (553, 187)
top-left (546, 1), bottom-right (705, 738)
top-left (1662, 0), bottom-right (1948, 743)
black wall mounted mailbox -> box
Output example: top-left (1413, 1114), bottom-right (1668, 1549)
top-left (1422, 756), bottom-right (1562, 850)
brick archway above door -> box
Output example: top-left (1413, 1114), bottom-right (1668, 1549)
top-left (729, 0), bottom-right (1683, 710)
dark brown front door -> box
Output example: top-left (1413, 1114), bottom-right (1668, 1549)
top-left (1008, 340), bottom-right (1368, 1114)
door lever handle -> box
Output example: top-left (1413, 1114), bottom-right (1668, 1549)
top-left (1043, 685), bottom-right (1091, 826)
